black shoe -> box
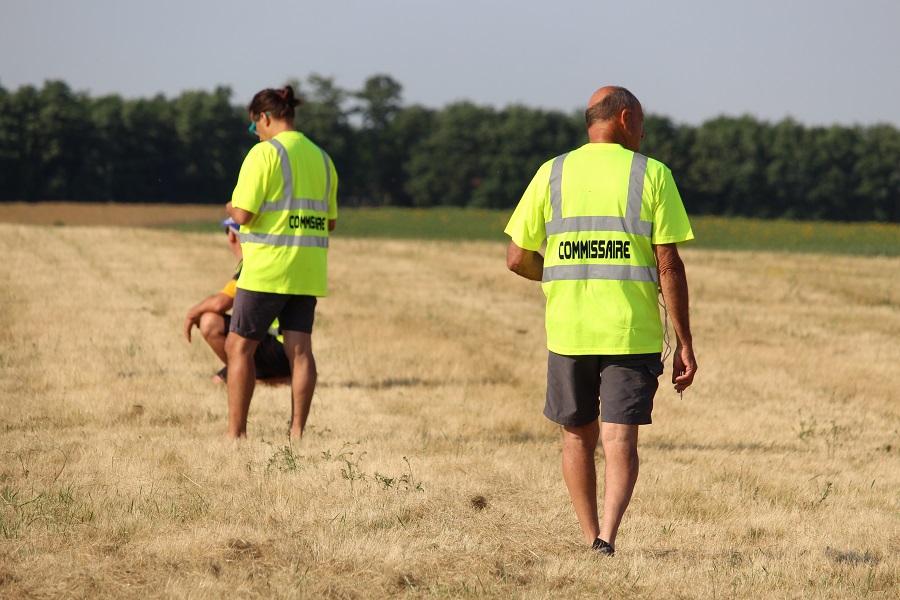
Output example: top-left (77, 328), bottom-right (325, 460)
top-left (592, 537), bottom-right (615, 556)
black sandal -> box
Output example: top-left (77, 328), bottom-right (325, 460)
top-left (591, 537), bottom-right (615, 556)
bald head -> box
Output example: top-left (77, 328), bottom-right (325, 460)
top-left (587, 86), bottom-right (617, 110)
top-left (585, 87), bottom-right (640, 128)
top-left (584, 86), bottom-right (644, 150)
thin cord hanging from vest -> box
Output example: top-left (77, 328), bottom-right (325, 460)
top-left (659, 288), bottom-right (683, 398)
top-left (658, 287), bottom-right (672, 363)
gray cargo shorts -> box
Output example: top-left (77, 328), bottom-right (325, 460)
top-left (544, 351), bottom-right (663, 427)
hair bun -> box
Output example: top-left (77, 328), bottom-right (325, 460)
top-left (282, 86), bottom-right (301, 107)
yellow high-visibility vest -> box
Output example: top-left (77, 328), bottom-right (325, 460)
top-left (505, 143), bottom-right (693, 355)
top-left (231, 131), bottom-right (338, 296)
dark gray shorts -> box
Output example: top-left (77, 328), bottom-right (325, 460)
top-left (544, 352), bottom-right (663, 427)
top-left (231, 289), bottom-right (317, 340)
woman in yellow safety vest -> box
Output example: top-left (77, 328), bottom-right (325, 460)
top-left (223, 85), bottom-right (339, 440)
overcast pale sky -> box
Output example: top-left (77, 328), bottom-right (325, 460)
top-left (2, 0), bottom-right (898, 127)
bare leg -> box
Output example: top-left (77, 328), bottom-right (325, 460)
top-left (562, 420), bottom-right (601, 544)
top-left (224, 332), bottom-right (259, 439)
top-left (282, 330), bottom-right (317, 439)
top-left (599, 423), bottom-right (640, 549)
top-left (198, 312), bottom-right (228, 364)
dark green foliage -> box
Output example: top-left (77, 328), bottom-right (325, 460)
top-left (1, 81), bottom-right (93, 201)
top-left (0, 77), bottom-right (898, 222)
top-left (404, 102), bottom-right (499, 208)
top-left (0, 81), bottom-right (247, 203)
top-left (352, 74), bottom-right (426, 206)
top-left (404, 103), bottom-right (584, 208)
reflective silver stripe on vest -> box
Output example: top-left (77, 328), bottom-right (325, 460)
top-left (321, 148), bottom-right (331, 201)
top-left (625, 154), bottom-right (651, 237)
top-left (259, 139), bottom-right (330, 213)
top-left (240, 232), bottom-right (329, 248)
top-left (545, 152), bottom-right (652, 237)
top-left (542, 264), bottom-right (659, 284)
top-left (548, 152), bottom-right (569, 222)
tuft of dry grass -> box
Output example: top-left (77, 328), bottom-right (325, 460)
top-left (0, 221), bottom-right (898, 599)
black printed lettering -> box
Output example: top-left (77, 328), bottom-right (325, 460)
top-left (555, 238), bottom-right (635, 262)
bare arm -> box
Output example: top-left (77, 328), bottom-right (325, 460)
top-left (329, 219), bottom-right (336, 232)
top-left (507, 241), bottom-right (544, 282)
top-left (184, 293), bottom-right (234, 342)
top-left (654, 243), bottom-right (697, 392)
top-left (226, 201), bottom-right (255, 226)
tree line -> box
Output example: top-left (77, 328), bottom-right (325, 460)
top-left (1, 76), bottom-right (897, 222)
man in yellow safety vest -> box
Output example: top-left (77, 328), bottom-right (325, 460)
top-left (505, 86), bottom-right (697, 555)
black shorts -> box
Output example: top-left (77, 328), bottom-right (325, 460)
top-left (544, 352), bottom-right (663, 427)
top-left (223, 315), bottom-right (291, 378)
top-left (230, 288), bottom-right (317, 340)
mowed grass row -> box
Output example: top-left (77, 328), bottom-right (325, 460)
top-left (173, 207), bottom-right (900, 257)
top-left (0, 222), bottom-right (898, 598)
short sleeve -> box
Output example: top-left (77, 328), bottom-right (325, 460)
top-left (651, 166), bottom-right (694, 245)
top-left (231, 144), bottom-right (274, 215)
top-left (505, 164), bottom-right (551, 251)
top-left (327, 156), bottom-right (338, 220)
top-left (220, 279), bottom-right (237, 298)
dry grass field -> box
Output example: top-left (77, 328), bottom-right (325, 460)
top-left (0, 206), bottom-right (898, 598)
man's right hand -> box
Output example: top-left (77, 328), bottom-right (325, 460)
top-left (672, 344), bottom-right (697, 393)
top-left (184, 315), bottom-right (198, 343)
